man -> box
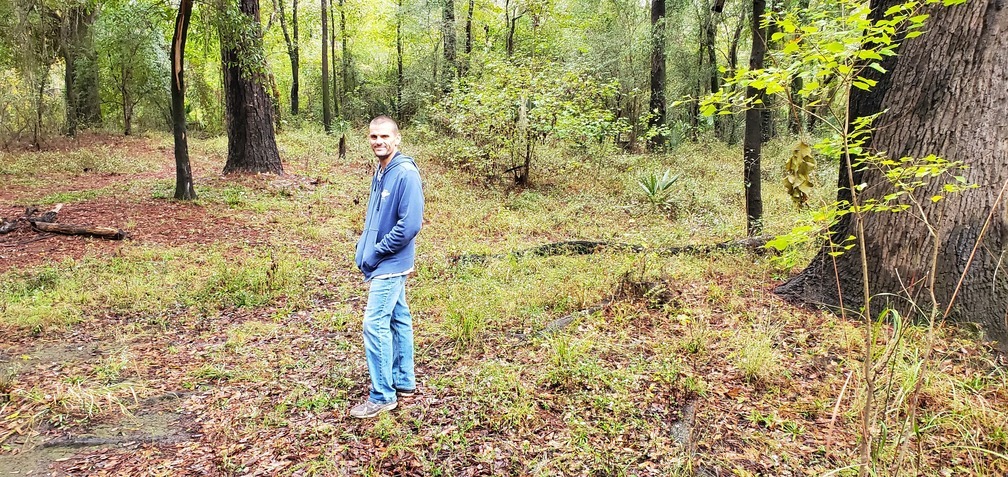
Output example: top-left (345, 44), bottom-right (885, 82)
top-left (350, 116), bottom-right (424, 419)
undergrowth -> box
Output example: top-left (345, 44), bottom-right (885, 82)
top-left (0, 129), bottom-right (1003, 475)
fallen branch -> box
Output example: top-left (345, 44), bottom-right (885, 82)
top-left (454, 236), bottom-right (772, 264)
top-left (30, 221), bottom-right (127, 240)
top-left (539, 298), bottom-right (613, 337)
top-left (0, 204), bottom-right (61, 234)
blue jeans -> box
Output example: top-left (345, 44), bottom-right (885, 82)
top-left (363, 275), bottom-right (415, 404)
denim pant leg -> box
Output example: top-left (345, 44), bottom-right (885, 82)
top-left (390, 282), bottom-right (416, 391)
top-left (363, 275), bottom-right (407, 404)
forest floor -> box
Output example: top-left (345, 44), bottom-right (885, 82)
top-left (0, 131), bottom-right (1005, 476)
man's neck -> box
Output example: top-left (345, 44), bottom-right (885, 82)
top-left (378, 151), bottom-right (397, 170)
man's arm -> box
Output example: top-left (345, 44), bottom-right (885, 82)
top-left (374, 171), bottom-right (423, 256)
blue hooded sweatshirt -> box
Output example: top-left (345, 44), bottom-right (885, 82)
top-left (355, 152), bottom-right (424, 281)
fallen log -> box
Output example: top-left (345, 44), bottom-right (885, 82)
top-left (453, 236), bottom-right (773, 264)
top-left (31, 221), bottom-right (127, 240)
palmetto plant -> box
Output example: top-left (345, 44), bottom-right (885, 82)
top-left (637, 169), bottom-right (680, 207)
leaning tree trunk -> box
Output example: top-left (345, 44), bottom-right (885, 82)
top-left (775, 0), bottom-right (1008, 347)
top-left (171, 0), bottom-right (196, 200)
top-left (222, 0), bottom-right (283, 174)
top-left (743, 0), bottom-right (766, 236)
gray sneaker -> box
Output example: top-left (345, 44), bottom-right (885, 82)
top-left (349, 399), bottom-right (397, 419)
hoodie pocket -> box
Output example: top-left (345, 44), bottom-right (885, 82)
top-left (356, 229), bottom-right (381, 274)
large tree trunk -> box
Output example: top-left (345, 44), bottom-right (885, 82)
top-left (743, 0), bottom-right (766, 236)
top-left (648, 0), bottom-right (666, 149)
top-left (171, 0), bottom-right (196, 200)
top-left (221, 0), bottom-right (283, 174)
top-left (62, 5), bottom-right (101, 136)
top-left (775, 0), bottom-right (1008, 347)
top-left (278, 0), bottom-right (299, 116)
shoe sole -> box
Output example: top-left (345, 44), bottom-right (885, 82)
top-left (351, 401), bottom-right (398, 419)
top-left (396, 389), bottom-right (416, 397)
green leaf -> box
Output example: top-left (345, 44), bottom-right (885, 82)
top-left (824, 42), bottom-right (845, 54)
top-left (858, 50), bottom-right (883, 61)
top-left (869, 62), bottom-right (887, 74)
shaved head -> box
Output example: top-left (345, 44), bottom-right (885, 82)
top-left (369, 116), bottom-right (400, 134)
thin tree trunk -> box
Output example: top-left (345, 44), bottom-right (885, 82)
top-left (787, 0), bottom-right (810, 134)
top-left (321, 0), bottom-right (331, 132)
top-left (727, 6), bottom-right (746, 144)
top-left (648, 0), bottom-right (667, 149)
top-left (396, 0), bottom-right (403, 116)
top-left (705, 4), bottom-right (721, 137)
top-left (330, 5), bottom-right (338, 120)
top-left (338, 0), bottom-right (348, 159)
top-left (171, 0), bottom-right (196, 200)
top-left (465, 0), bottom-right (474, 65)
top-left (278, 0), bottom-right (299, 115)
top-left (743, 0), bottom-right (766, 236)
top-left (443, 0), bottom-right (456, 92)
top-left (339, 0), bottom-right (349, 109)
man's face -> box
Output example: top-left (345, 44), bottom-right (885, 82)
top-left (369, 122), bottom-right (400, 162)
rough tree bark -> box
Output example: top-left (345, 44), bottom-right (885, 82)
top-left (648, 0), bottom-right (667, 149)
top-left (221, 0), bottom-right (283, 174)
top-left (743, 0), bottom-right (766, 236)
top-left (171, 0), bottom-right (196, 200)
top-left (775, 0), bottom-right (1008, 346)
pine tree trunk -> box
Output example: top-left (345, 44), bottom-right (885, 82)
top-left (171, 0), bottom-right (196, 200)
top-left (222, 0), bottom-right (283, 174)
top-left (775, 0), bottom-right (1008, 347)
top-left (743, 0), bottom-right (766, 236)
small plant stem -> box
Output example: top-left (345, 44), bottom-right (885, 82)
top-left (839, 98), bottom-right (873, 477)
